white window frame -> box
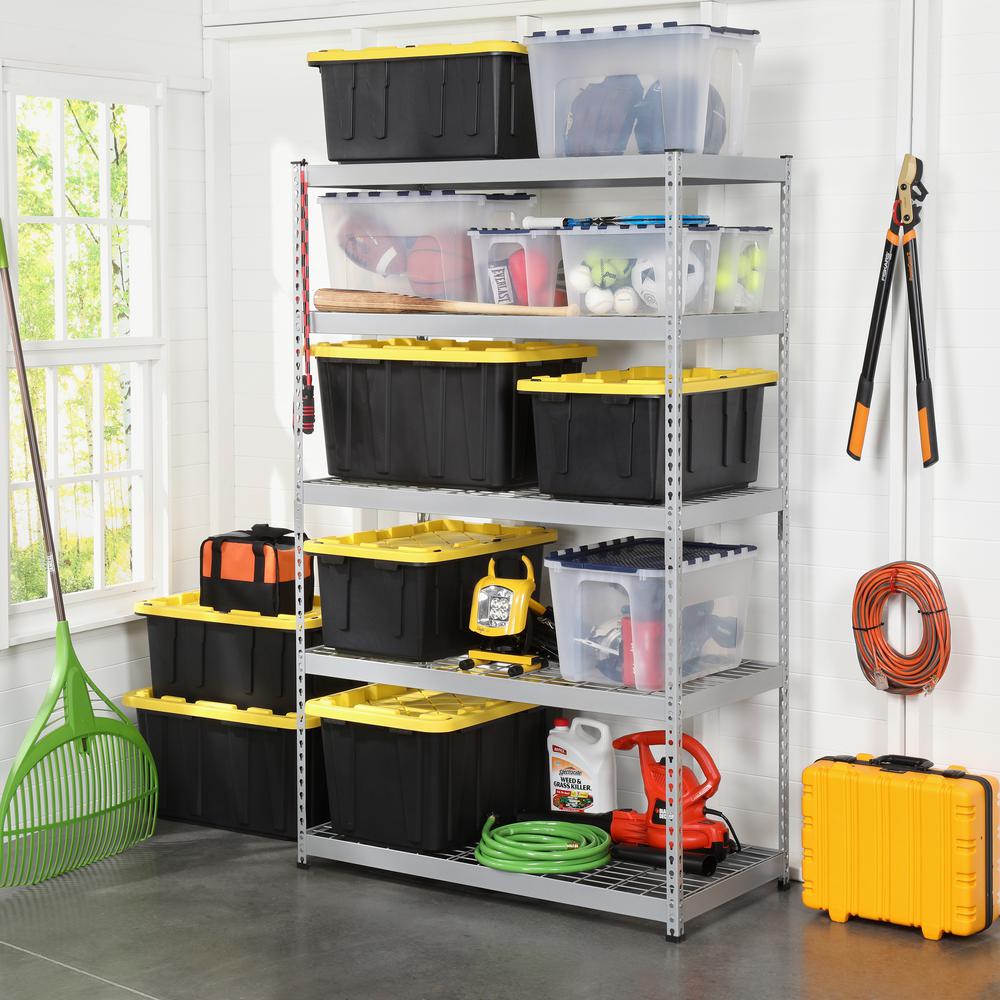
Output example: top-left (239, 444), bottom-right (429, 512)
top-left (0, 62), bottom-right (168, 647)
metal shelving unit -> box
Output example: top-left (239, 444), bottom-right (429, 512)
top-left (292, 152), bottom-right (791, 941)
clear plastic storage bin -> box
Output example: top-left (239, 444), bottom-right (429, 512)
top-left (470, 229), bottom-right (564, 307)
top-left (559, 224), bottom-right (720, 316)
top-left (320, 191), bottom-right (533, 301)
top-left (715, 227), bottom-right (771, 313)
top-left (524, 22), bottom-right (759, 157)
top-left (546, 538), bottom-right (756, 690)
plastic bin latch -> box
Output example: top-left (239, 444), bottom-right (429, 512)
top-left (608, 397), bottom-right (638, 479)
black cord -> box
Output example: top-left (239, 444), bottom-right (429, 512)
top-left (705, 808), bottom-right (742, 852)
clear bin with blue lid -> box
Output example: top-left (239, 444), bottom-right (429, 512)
top-left (545, 537), bottom-right (757, 690)
top-left (320, 190), bottom-right (535, 301)
top-left (715, 226), bottom-right (771, 313)
top-left (559, 223), bottom-right (721, 315)
top-left (524, 22), bottom-right (759, 157)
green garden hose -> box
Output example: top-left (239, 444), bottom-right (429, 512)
top-left (475, 815), bottom-right (611, 874)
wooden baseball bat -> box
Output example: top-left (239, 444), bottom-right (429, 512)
top-left (314, 288), bottom-right (580, 317)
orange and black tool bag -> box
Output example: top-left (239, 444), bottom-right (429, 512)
top-left (200, 524), bottom-right (312, 617)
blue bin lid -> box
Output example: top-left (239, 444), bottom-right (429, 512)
top-left (528, 23), bottom-right (759, 40)
top-left (320, 190), bottom-right (533, 200)
top-left (545, 537), bottom-right (756, 573)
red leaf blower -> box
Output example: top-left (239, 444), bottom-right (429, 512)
top-left (611, 731), bottom-right (736, 860)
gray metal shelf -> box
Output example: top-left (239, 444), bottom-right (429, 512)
top-left (304, 828), bottom-right (786, 925)
top-left (293, 151), bottom-right (792, 939)
top-left (303, 479), bottom-right (783, 531)
top-left (310, 309), bottom-right (785, 342)
top-left (306, 153), bottom-right (786, 189)
top-left (306, 649), bottom-right (779, 719)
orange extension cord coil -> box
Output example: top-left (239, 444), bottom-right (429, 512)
top-left (851, 561), bottom-right (951, 695)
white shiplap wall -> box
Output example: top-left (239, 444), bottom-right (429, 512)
top-left (0, 0), bottom-right (208, 785)
top-left (928, 0), bottom-right (1000, 776)
top-left (211, 0), bottom-right (996, 873)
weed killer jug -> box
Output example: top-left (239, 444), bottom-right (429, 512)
top-left (548, 717), bottom-right (616, 812)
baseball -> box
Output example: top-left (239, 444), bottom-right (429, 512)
top-left (567, 263), bottom-right (595, 294)
top-left (613, 286), bottom-right (640, 315)
top-left (584, 285), bottom-right (615, 315)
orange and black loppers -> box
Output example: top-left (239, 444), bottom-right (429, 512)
top-left (847, 154), bottom-right (938, 467)
top-left (200, 524), bottom-right (313, 617)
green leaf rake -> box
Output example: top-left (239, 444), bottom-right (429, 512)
top-left (0, 219), bottom-right (157, 886)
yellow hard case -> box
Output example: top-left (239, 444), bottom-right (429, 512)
top-left (802, 753), bottom-right (999, 939)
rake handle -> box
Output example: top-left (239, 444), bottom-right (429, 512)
top-left (0, 220), bottom-right (66, 621)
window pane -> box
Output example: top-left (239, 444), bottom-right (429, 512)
top-left (65, 223), bottom-right (103, 338)
top-left (104, 477), bottom-right (135, 586)
top-left (64, 99), bottom-right (101, 218)
top-left (9, 368), bottom-right (48, 481)
top-left (16, 95), bottom-right (56, 217)
top-left (58, 482), bottom-right (95, 594)
top-left (111, 225), bottom-right (130, 336)
top-left (10, 487), bottom-right (48, 603)
top-left (103, 363), bottom-right (135, 471)
top-left (17, 223), bottom-right (56, 342)
top-left (57, 365), bottom-right (94, 476)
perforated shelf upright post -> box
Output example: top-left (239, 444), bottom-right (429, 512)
top-left (292, 151), bottom-right (792, 941)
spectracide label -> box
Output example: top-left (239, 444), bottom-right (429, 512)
top-left (550, 755), bottom-right (596, 812)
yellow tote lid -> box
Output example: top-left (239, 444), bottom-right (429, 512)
top-left (517, 366), bottom-right (779, 396)
top-left (312, 339), bottom-right (596, 364)
top-left (306, 519), bottom-right (556, 564)
top-left (134, 591), bottom-right (322, 631)
top-left (306, 684), bottom-right (535, 733)
top-left (122, 687), bottom-right (319, 730)
top-left (308, 40), bottom-right (526, 64)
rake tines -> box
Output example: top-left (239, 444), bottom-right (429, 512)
top-left (0, 730), bottom-right (158, 886)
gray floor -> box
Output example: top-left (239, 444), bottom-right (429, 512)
top-left (1, 822), bottom-right (998, 1000)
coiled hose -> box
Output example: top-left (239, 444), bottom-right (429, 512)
top-left (852, 561), bottom-right (950, 695)
top-left (475, 815), bottom-right (611, 874)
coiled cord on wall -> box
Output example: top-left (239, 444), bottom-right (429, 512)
top-left (852, 561), bottom-right (951, 695)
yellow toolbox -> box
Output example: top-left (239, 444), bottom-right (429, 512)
top-left (802, 753), bottom-right (999, 939)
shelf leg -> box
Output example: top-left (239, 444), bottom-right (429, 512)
top-left (777, 155), bottom-right (793, 887)
top-left (293, 159), bottom-right (309, 869)
top-left (663, 148), bottom-right (685, 942)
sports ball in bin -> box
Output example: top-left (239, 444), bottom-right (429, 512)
top-left (320, 191), bottom-right (534, 302)
top-left (406, 233), bottom-right (475, 299)
top-left (558, 223), bottom-right (721, 316)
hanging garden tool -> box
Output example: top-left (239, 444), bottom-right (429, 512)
top-left (847, 153), bottom-right (938, 467)
top-left (0, 220), bottom-right (158, 886)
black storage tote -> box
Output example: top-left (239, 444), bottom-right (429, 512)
top-left (307, 684), bottom-right (546, 852)
top-left (305, 518), bottom-right (556, 661)
top-left (518, 366), bottom-right (778, 501)
top-left (313, 338), bottom-right (595, 490)
top-left (308, 41), bottom-right (538, 162)
top-left (124, 687), bottom-right (328, 839)
top-left (135, 591), bottom-right (349, 714)
top-left (199, 523), bottom-right (312, 617)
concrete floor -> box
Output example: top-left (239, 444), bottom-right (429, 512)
top-left (1, 823), bottom-right (999, 1000)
